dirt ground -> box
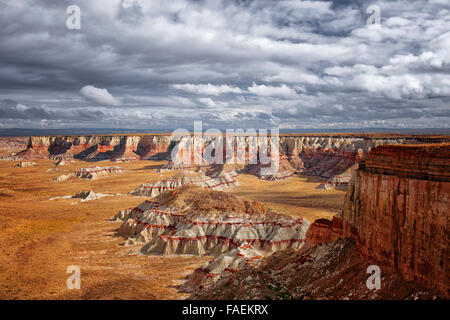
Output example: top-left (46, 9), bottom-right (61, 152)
top-left (0, 159), bottom-right (345, 300)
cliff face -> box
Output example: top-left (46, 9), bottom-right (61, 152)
top-left (309, 143), bottom-right (449, 296)
top-left (16, 134), bottom-right (420, 170)
top-left (340, 144), bottom-right (449, 296)
top-left (192, 143), bottom-right (449, 300)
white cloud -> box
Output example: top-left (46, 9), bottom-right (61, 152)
top-left (15, 103), bottom-right (28, 112)
top-left (198, 97), bottom-right (218, 108)
top-left (247, 83), bottom-right (298, 98)
top-left (79, 85), bottom-right (120, 106)
top-left (172, 83), bottom-right (242, 96)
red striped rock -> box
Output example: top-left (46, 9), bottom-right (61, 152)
top-left (131, 170), bottom-right (238, 197)
top-left (115, 185), bottom-right (310, 289)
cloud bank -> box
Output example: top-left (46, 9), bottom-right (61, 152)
top-left (0, 0), bottom-right (448, 130)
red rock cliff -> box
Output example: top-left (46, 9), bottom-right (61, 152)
top-left (308, 143), bottom-right (449, 296)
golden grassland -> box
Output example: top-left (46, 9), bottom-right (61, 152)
top-left (0, 158), bottom-right (345, 299)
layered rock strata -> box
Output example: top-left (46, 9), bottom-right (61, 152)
top-left (191, 238), bottom-right (443, 300)
top-left (130, 170), bottom-right (238, 198)
top-left (317, 164), bottom-right (358, 189)
top-left (115, 185), bottom-right (310, 289)
top-left (338, 143), bottom-right (449, 296)
top-left (15, 134), bottom-right (430, 181)
top-left (53, 166), bottom-right (124, 182)
top-left (244, 155), bottom-right (296, 181)
top-left (301, 143), bottom-right (449, 297)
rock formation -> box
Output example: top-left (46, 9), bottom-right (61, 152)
top-left (16, 161), bottom-right (36, 167)
top-left (317, 164), bottom-right (358, 189)
top-left (115, 185), bottom-right (310, 289)
top-left (50, 190), bottom-right (114, 202)
top-left (337, 143), bottom-right (449, 296)
top-left (190, 143), bottom-right (450, 299)
top-left (244, 155), bottom-right (296, 181)
top-left (0, 137), bottom-right (28, 160)
top-left (53, 166), bottom-right (124, 182)
top-left (131, 170), bottom-right (238, 198)
top-left (205, 165), bottom-right (240, 188)
top-left (15, 134), bottom-right (440, 183)
top-left (190, 238), bottom-right (442, 300)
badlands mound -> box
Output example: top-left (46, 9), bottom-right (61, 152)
top-left (131, 169), bottom-right (238, 198)
top-left (115, 185), bottom-right (310, 289)
top-left (155, 184), bottom-right (266, 216)
top-left (53, 166), bottom-right (124, 182)
top-left (50, 190), bottom-right (114, 203)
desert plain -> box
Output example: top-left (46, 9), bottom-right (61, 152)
top-left (0, 157), bottom-right (344, 300)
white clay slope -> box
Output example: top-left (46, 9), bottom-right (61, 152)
top-left (50, 190), bottom-right (117, 203)
top-left (53, 166), bottom-right (124, 182)
top-left (115, 185), bottom-right (310, 289)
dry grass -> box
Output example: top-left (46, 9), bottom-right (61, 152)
top-left (0, 159), bottom-right (345, 299)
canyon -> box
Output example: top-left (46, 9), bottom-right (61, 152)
top-left (10, 133), bottom-right (448, 184)
top-left (0, 133), bottom-right (447, 300)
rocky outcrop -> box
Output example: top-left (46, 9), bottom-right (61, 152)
top-left (16, 161), bottom-right (36, 167)
top-left (136, 135), bottom-right (174, 160)
top-left (339, 143), bottom-right (449, 296)
top-left (115, 185), bottom-right (310, 290)
top-left (130, 170), bottom-right (238, 197)
top-left (15, 134), bottom-right (430, 178)
top-left (317, 164), bottom-right (358, 189)
top-left (50, 190), bottom-right (116, 202)
top-left (191, 143), bottom-right (449, 299)
top-left (191, 238), bottom-right (443, 300)
top-left (243, 155), bottom-right (296, 181)
top-left (205, 166), bottom-right (240, 188)
top-left (53, 166), bottom-right (124, 182)
top-left (17, 135), bottom-right (142, 162)
top-left (300, 143), bottom-right (449, 297)
top-left (0, 137), bottom-right (28, 160)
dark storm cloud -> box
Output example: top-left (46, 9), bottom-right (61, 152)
top-left (0, 0), bottom-right (448, 130)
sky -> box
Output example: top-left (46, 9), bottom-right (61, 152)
top-left (0, 0), bottom-right (449, 131)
